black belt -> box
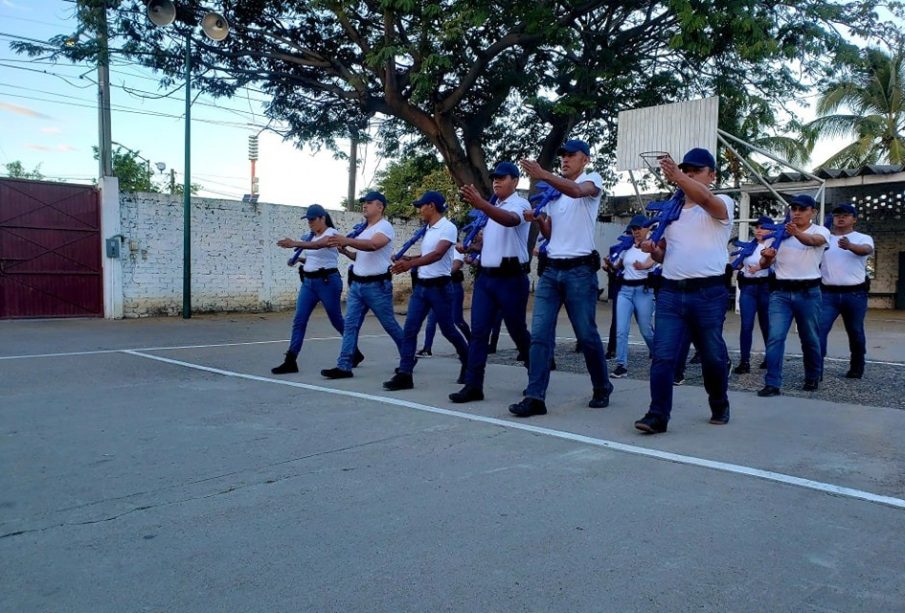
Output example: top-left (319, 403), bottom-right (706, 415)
top-left (302, 267), bottom-right (339, 279)
top-left (350, 270), bottom-right (391, 284)
top-left (821, 282), bottom-right (867, 293)
top-left (660, 275), bottom-right (725, 291)
top-left (414, 276), bottom-right (451, 287)
top-left (737, 275), bottom-right (770, 286)
top-left (771, 278), bottom-right (821, 291)
top-left (480, 258), bottom-right (529, 277)
top-left (546, 252), bottom-right (599, 270)
top-left (621, 278), bottom-right (648, 287)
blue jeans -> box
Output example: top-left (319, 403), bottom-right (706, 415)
top-left (464, 272), bottom-right (532, 388)
top-left (649, 285), bottom-right (729, 420)
top-left (764, 287), bottom-right (823, 388)
top-left (399, 282), bottom-right (469, 374)
top-left (819, 289), bottom-right (867, 372)
top-left (422, 281), bottom-right (471, 349)
top-left (289, 273), bottom-right (345, 356)
top-left (525, 264), bottom-right (609, 400)
top-left (615, 284), bottom-right (655, 367)
top-left (738, 282), bottom-right (771, 363)
top-left (336, 279), bottom-right (403, 371)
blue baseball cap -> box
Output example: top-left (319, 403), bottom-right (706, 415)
top-left (754, 215), bottom-right (773, 227)
top-left (359, 191), bottom-right (387, 207)
top-left (490, 161), bottom-right (520, 178)
top-left (413, 190), bottom-right (447, 212)
top-left (627, 214), bottom-right (649, 229)
top-left (832, 203), bottom-right (857, 216)
top-left (678, 148), bottom-right (716, 170)
top-left (304, 204), bottom-right (326, 220)
top-left (558, 139), bottom-right (591, 156)
top-left (790, 194), bottom-right (817, 209)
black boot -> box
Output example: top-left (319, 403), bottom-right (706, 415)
top-left (449, 385), bottom-right (484, 403)
top-left (271, 352), bottom-right (298, 374)
top-left (352, 348), bottom-right (365, 367)
top-left (732, 361), bottom-right (750, 375)
top-left (383, 372), bottom-right (414, 391)
top-left (457, 362), bottom-right (467, 384)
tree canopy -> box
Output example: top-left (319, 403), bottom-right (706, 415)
top-left (14, 0), bottom-right (904, 191)
top-left (805, 47), bottom-right (905, 168)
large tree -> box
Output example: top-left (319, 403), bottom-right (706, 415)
top-left (14, 0), bottom-right (902, 191)
top-left (805, 47), bottom-right (905, 168)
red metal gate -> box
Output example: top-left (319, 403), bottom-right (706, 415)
top-left (0, 178), bottom-right (103, 318)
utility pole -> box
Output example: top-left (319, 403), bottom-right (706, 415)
top-left (95, 2), bottom-right (113, 177)
top-left (347, 133), bottom-right (358, 209)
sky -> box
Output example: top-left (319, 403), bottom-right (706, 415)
top-left (0, 0), bottom-right (861, 210)
top-left (0, 0), bottom-right (378, 208)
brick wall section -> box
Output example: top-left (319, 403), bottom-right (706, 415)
top-left (119, 193), bottom-right (426, 317)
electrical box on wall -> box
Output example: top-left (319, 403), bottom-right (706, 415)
top-left (105, 237), bottom-right (121, 259)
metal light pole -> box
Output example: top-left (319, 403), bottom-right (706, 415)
top-left (147, 1), bottom-right (229, 319)
top-left (183, 31), bottom-right (192, 318)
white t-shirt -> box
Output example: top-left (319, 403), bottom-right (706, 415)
top-left (661, 195), bottom-right (734, 280)
top-left (773, 224), bottom-right (831, 280)
top-left (302, 227), bottom-right (340, 272)
top-left (546, 172), bottom-right (604, 258)
top-left (739, 241), bottom-right (771, 279)
top-left (417, 217), bottom-right (458, 279)
top-left (821, 231), bottom-right (874, 286)
top-left (480, 194), bottom-right (531, 266)
top-left (620, 245), bottom-right (654, 281)
top-left (352, 219), bottom-right (394, 276)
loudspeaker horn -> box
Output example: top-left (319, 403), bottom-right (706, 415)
top-left (147, 0), bottom-right (176, 27)
top-left (201, 11), bottom-right (230, 41)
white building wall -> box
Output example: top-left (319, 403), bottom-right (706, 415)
top-left (118, 193), bottom-right (424, 317)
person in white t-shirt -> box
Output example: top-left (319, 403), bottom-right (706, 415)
top-left (756, 194), bottom-right (830, 396)
top-left (610, 214), bottom-right (657, 379)
top-left (509, 139), bottom-right (613, 417)
top-left (819, 203), bottom-right (874, 379)
top-left (449, 161), bottom-right (533, 403)
top-left (732, 215), bottom-right (774, 374)
top-left (382, 191), bottom-right (470, 391)
top-left (272, 204), bottom-right (363, 375)
top-left (320, 192), bottom-right (404, 379)
top-left (634, 148), bottom-right (733, 435)
top-left (418, 249), bottom-right (472, 356)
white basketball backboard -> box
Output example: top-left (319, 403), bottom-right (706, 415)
top-left (616, 97), bottom-right (720, 171)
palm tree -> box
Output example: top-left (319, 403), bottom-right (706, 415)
top-left (805, 48), bottom-right (905, 168)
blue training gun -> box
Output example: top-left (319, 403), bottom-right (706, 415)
top-left (287, 231), bottom-right (316, 266)
top-left (644, 189), bottom-right (686, 244)
top-left (761, 212), bottom-right (793, 250)
top-left (459, 195), bottom-right (496, 264)
top-left (729, 237), bottom-right (758, 270)
top-left (393, 224), bottom-right (429, 260)
top-left (528, 181), bottom-right (561, 217)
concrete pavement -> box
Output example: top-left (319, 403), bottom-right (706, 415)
top-left (1, 308), bottom-right (904, 612)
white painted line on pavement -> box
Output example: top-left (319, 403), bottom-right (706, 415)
top-left (124, 349), bottom-right (905, 511)
top-left (0, 335), bottom-right (384, 361)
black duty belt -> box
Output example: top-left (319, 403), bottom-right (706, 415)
top-left (451, 270), bottom-right (465, 283)
top-left (302, 267), bottom-right (339, 279)
top-left (480, 258), bottom-right (529, 277)
top-left (771, 278), bottom-right (821, 292)
top-left (660, 275), bottom-right (725, 291)
top-left (414, 276), bottom-right (451, 287)
top-left (621, 278), bottom-right (647, 287)
top-left (821, 282), bottom-right (867, 293)
top-left (737, 275), bottom-right (770, 286)
top-left (350, 270), bottom-right (392, 284)
top-left (545, 252), bottom-right (599, 270)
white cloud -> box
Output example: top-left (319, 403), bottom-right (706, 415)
top-left (41, 126), bottom-right (62, 134)
top-left (0, 102), bottom-right (50, 119)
